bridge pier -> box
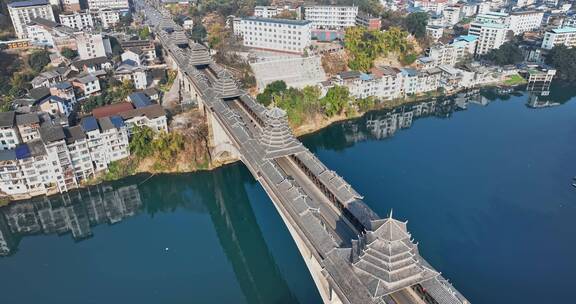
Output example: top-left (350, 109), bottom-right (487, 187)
top-left (207, 110), bottom-right (240, 163)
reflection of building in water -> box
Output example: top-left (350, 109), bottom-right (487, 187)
top-left (527, 93), bottom-right (560, 108)
top-left (526, 81), bottom-right (558, 108)
top-left (365, 100), bottom-right (450, 139)
top-left (0, 214), bottom-right (15, 255)
top-left (363, 92), bottom-right (487, 141)
top-left (0, 184), bottom-right (141, 256)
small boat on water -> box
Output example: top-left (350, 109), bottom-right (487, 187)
top-left (572, 183), bottom-right (576, 188)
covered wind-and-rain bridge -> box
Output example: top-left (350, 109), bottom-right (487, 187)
top-left (139, 3), bottom-right (470, 303)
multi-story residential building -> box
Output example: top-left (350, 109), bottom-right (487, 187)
top-left (355, 12), bottom-right (381, 30)
top-left (426, 25), bottom-right (444, 41)
top-left (62, 0), bottom-right (81, 12)
top-left (119, 40), bottom-right (157, 64)
top-left (7, 0), bottom-right (55, 39)
top-left (115, 61), bottom-right (148, 89)
top-left (72, 74), bottom-right (101, 99)
top-left (469, 19), bottom-right (509, 55)
top-left (413, 0), bottom-right (447, 15)
top-left (239, 17), bottom-right (312, 54)
top-left (373, 66), bottom-right (402, 100)
top-left (541, 27), bottom-right (576, 49)
top-left (254, 5), bottom-right (298, 19)
top-left (31, 70), bottom-right (63, 88)
top-left (425, 35), bottom-right (477, 67)
top-left (334, 71), bottom-right (378, 99)
top-left (87, 0), bottom-right (129, 11)
top-left (39, 125), bottom-right (78, 193)
top-left (26, 18), bottom-right (78, 49)
top-left (38, 96), bottom-right (73, 117)
top-left (64, 125), bottom-right (95, 182)
top-left (254, 6), bottom-right (279, 18)
top-left (59, 10), bottom-right (94, 30)
top-left (80, 116), bottom-right (107, 172)
top-left (302, 5), bottom-right (358, 29)
top-left (49, 81), bottom-right (77, 106)
top-left (94, 8), bottom-right (121, 29)
top-left (76, 33), bottom-right (111, 59)
top-left (0, 111), bottom-right (133, 198)
top-left (0, 112), bottom-right (21, 150)
top-left (0, 141), bottom-right (51, 196)
top-left (97, 116), bottom-right (129, 162)
top-left (15, 113), bottom-right (41, 143)
top-left (508, 11), bottom-right (544, 35)
top-left (121, 48), bottom-right (144, 66)
top-left (443, 6), bottom-right (461, 26)
top-left (120, 104), bottom-right (168, 133)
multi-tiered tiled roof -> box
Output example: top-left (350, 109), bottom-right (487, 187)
top-left (351, 212), bottom-right (439, 297)
top-left (259, 107), bottom-right (306, 159)
top-left (188, 43), bottom-right (212, 66)
top-left (213, 69), bottom-right (241, 99)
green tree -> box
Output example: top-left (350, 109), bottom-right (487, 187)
top-left (129, 125), bottom-right (155, 158)
top-left (321, 86), bottom-right (350, 117)
top-left (28, 49), bottom-right (50, 73)
top-left (485, 42), bottom-right (523, 65)
top-left (345, 26), bottom-right (411, 71)
top-left (545, 45), bottom-right (576, 82)
top-left (191, 24), bottom-right (207, 42)
top-left (60, 47), bottom-right (78, 59)
top-left (138, 26), bottom-right (151, 40)
top-left (256, 80), bottom-right (287, 106)
top-left (152, 131), bottom-right (184, 163)
top-left (403, 12), bottom-right (429, 38)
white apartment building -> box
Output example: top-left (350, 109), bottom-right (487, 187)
top-left (541, 27), bottom-right (576, 49)
top-left (0, 112), bottom-right (133, 197)
top-left (65, 126), bottom-right (95, 182)
top-left (443, 6), bottom-right (461, 26)
top-left (120, 104), bottom-right (168, 133)
top-left (39, 126), bottom-right (78, 193)
top-left (254, 5), bottom-right (298, 18)
top-left (469, 15), bottom-right (509, 55)
top-left (239, 17), bottom-right (312, 54)
top-left (7, 0), bottom-right (55, 39)
top-left (303, 5), bottom-right (358, 29)
top-left (375, 66), bottom-right (402, 100)
top-left (26, 18), bottom-right (78, 49)
top-left (426, 35), bottom-right (477, 67)
top-left (72, 74), bottom-right (101, 98)
top-left (59, 10), bottom-right (94, 30)
top-left (61, 0), bottom-right (81, 12)
top-left (426, 25), bottom-right (444, 41)
top-left (413, 0), bottom-right (447, 15)
top-left (80, 116), bottom-right (108, 172)
top-left (0, 112), bottom-right (21, 151)
top-left (15, 113), bottom-right (41, 143)
top-left (87, 0), bottom-right (129, 11)
top-left (0, 141), bottom-right (51, 196)
top-left (98, 116), bottom-right (130, 162)
top-left (95, 8), bottom-right (121, 29)
top-left (76, 33), bottom-right (111, 59)
top-left (255, 6), bottom-right (279, 18)
top-left (508, 11), bottom-right (544, 35)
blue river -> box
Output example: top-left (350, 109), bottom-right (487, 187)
top-left (1, 86), bottom-right (575, 303)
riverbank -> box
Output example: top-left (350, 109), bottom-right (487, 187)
top-left (0, 79), bottom-right (523, 203)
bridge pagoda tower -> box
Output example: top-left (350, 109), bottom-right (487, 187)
top-left (213, 70), bottom-right (242, 99)
top-left (188, 43), bottom-right (212, 67)
top-left (259, 107), bottom-right (306, 159)
top-left (350, 213), bottom-right (439, 298)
